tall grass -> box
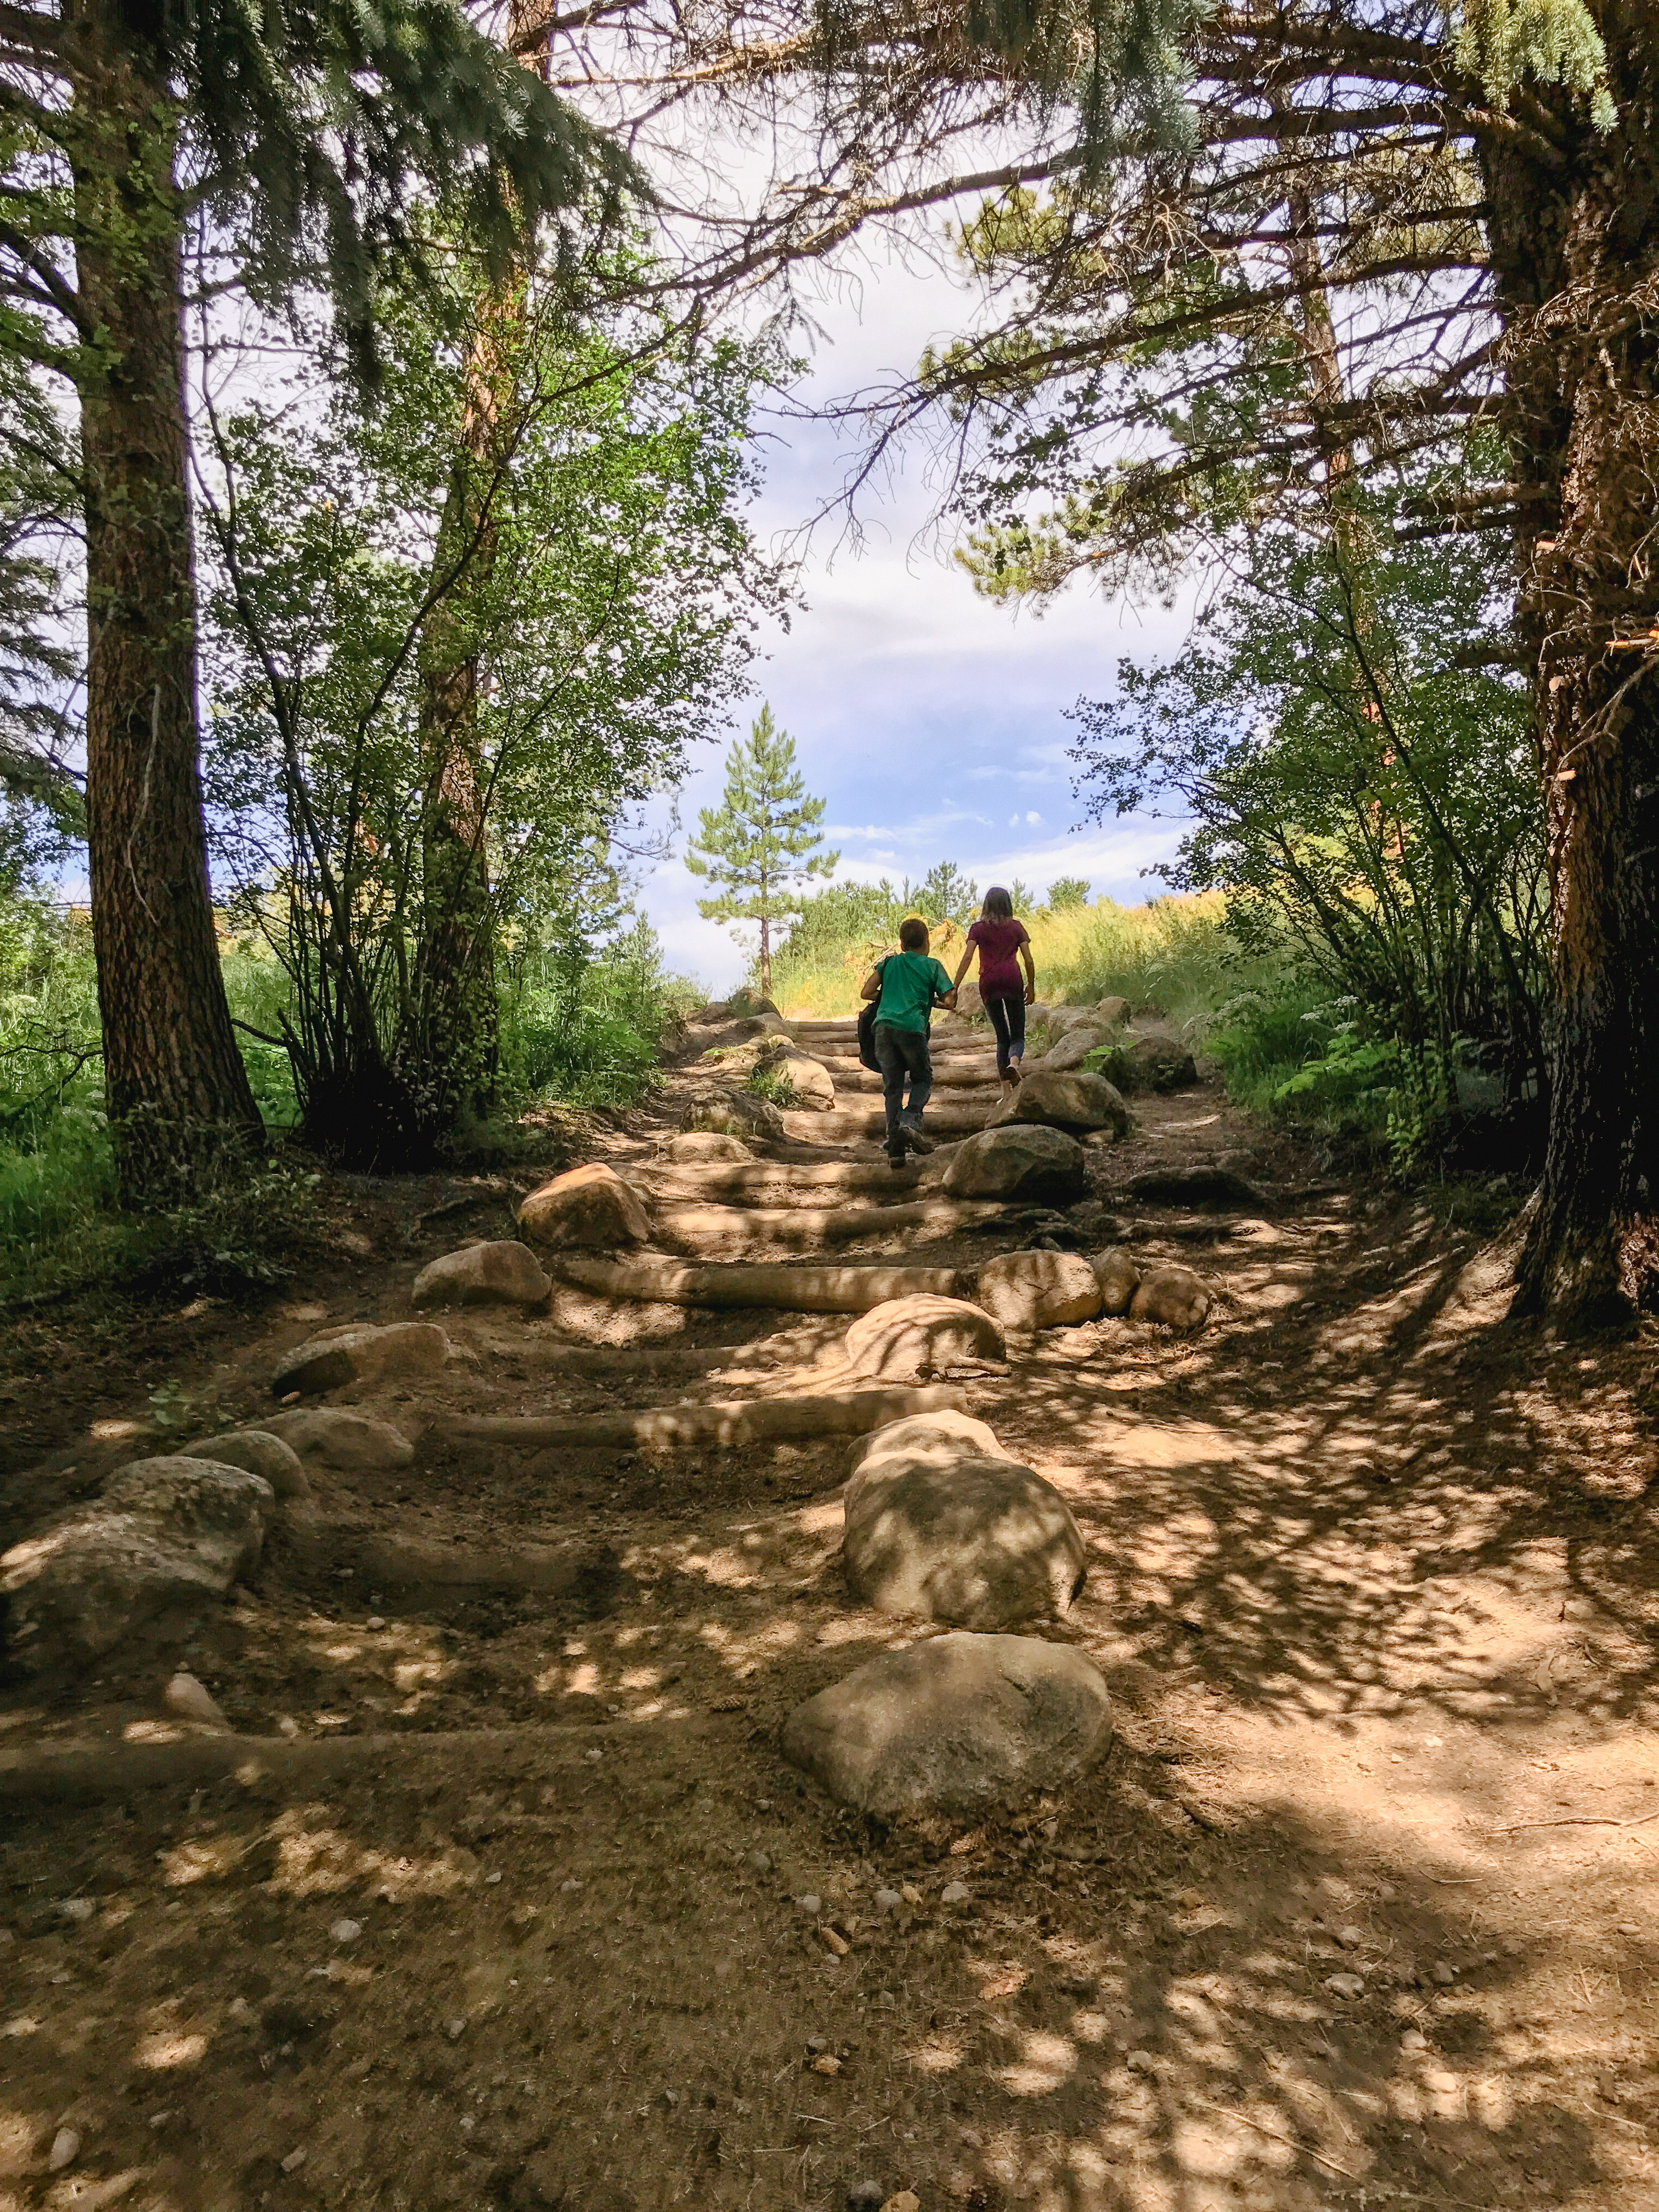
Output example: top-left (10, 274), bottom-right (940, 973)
top-left (772, 888), bottom-right (1279, 1034)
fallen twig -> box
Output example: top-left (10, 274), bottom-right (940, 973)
top-left (1488, 1811), bottom-right (1659, 1836)
top-left (1186, 2097), bottom-right (1356, 2180)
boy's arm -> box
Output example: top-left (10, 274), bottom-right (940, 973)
top-left (860, 962), bottom-right (884, 1002)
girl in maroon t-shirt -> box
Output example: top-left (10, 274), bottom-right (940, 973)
top-left (952, 887), bottom-right (1036, 1088)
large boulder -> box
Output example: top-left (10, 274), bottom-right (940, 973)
top-left (782, 1633), bottom-right (1113, 1815)
top-left (263, 1408), bottom-right (416, 1470)
top-left (759, 1041), bottom-right (836, 1110)
top-left (678, 1089), bottom-right (786, 1143)
top-left (273, 1321), bottom-right (452, 1398)
top-left (1, 1458), bottom-right (275, 1674)
top-left (975, 1250), bottom-right (1104, 1332)
top-left (181, 1429), bottom-right (308, 1500)
top-left (991, 1069), bottom-right (1130, 1138)
top-left (1131, 1264), bottom-right (1213, 1331)
top-left (658, 1131), bottom-right (755, 1165)
top-left (942, 1125), bottom-right (1089, 1204)
top-left (844, 1295), bottom-right (1006, 1380)
top-left (1042, 1024), bottom-right (1111, 1073)
top-left (1090, 1248), bottom-right (1141, 1316)
top-left (725, 986), bottom-right (781, 1020)
top-left (517, 1163), bottom-right (652, 1250)
top-left (412, 1241), bottom-right (550, 1311)
top-left (1046, 1006), bottom-right (1101, 1037)
top-left (1126, 1036), bottom-right (1199, 1093)
top-left (842, 1454), bottom-right (1087, 1627)
top-left (846, 1409), bottom-right (1013, 1487)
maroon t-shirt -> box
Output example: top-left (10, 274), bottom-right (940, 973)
top-left (966, 917), bottom-right (1030, 1000)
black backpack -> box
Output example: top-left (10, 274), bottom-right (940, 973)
top-left (857, 981), bottom-right (883, 1070)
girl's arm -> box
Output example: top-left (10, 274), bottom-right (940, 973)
top-left (1020, 939), bottom-right (1037, 1004)
top-left (951, 945), bottom-right (974, 989)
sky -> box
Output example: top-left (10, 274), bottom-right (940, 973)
top-left (634, 239), bottom-right (1196, 993)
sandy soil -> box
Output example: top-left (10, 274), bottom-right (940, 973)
top-left (1, 1019), bottom-right (1655, 2212)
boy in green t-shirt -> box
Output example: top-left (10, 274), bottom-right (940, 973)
top-left (860, 916), bottom-right (957, 1167)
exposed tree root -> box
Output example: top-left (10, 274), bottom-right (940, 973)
top-left (551, 1256), bottom-right (966, 1311)
top-left (0, 1717), bottom-right (724, 1802)
top-left (431, 1381), bottom-right (968, 1447)
top-left (652, 1199), bottom-right (1001, 1247)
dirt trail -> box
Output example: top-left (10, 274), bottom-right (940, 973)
top-left (2, 1014), bottom-right (1657, 2212)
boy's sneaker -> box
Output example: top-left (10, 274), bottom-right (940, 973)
top-left (902, 1127), bottom-right (936, 1155)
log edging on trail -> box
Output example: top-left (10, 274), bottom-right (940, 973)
top-left (551, 1255), bottom-right (965, 1312)
top-left (285, 1524), bottom-right (608, 1594)
top-left (652, 1199), bottom-right (1001, 1245)
top-left (431, 1382), bottom-right (969, 1448)
top-left (0, 1717), bottom-right (726, 1803)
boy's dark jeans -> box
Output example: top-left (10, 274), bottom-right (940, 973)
top-left (873, 1021), bottom-right (932, 1154)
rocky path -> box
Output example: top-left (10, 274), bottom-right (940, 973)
top-left (1, 1006), bottom-right (1656, 2212)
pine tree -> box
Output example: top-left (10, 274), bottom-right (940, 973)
top-left (686, 709), bottom-right (838, 997)
top-left (0, 0), bottom-right (620, 1199)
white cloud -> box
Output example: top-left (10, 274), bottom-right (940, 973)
top-left (634, 230), bottom-right (1202, 989)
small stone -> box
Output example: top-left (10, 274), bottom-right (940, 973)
top-left (48, 2128), bottom-right (81, 2172)
top-left (584, 1748), bottom-right (602, 1762)
top-left (900, 1883), bottom-right (922, 1907)
top-left (747, 1850), bottom-right (773, 1877)
top-left (227, 1996), bottom-right (257, 2025)
top-left (881, 2195), bottom-right (921, 2212)
top-left (810, 2053), bottom-right (842, 2076)
top-left (806, 2034), bottom-right (829, 2053)
top-left (798, 1893), bottom-right (822, 1917)
top-left (329, 1918), bottom-right (362, 1945)
top-left (365, 1616), bottom-right (387, 1632)
top-left (485, 1870), bottom-right (503, 1886)
top-left (1431, 1960), bottom-right (1457, 1985)
top-left (818, 1925), bottom-right (850, 1957)
top-left (1425, 2068), bottom-right (1460, 2094)
top-left (940, 1881), bottom-right (970, 1906)
top-left (165, 1671), bottom-right (232, 1731)
top-left (280, 2149), bottom-right (307, 2175)
top-left (1401, 2029), bottom-right (1428, 2051)
top-left (276, 1716), bottom-right (300, 1739)
top-left (1125, 2050), bottom-right (1156, 2074)
top-left (874, 1887), bottom-right (902, 1915)
top-left (1616, 1922), bottom-right (1640, 1936)
top-left (444, 2016), bottom-right (467, 2041)
top-left (661, 2088), bottom-right (680, 2109)
top-left (847, 2183), bottom-right (885, 2212)
top-left (58, 1898), bottom-right (95, 1925)
top-left (1323, 1973), bottom-right (1365, 1999)
top-left (1335, 1925), bottom-right (1365, 1949)
top-left (560, 1878), bottom-right (583, 1894)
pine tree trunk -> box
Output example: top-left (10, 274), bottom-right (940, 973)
top-left (760, 914), bottom-right (771, 999)
top-left (1479, 69), bottom-right (1659, 1323)
top-left (68, 9), bottom-right (263, 1200)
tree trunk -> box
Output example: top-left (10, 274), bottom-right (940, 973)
top-left (69, 8), bottom-right (263, 1200)
top-left (1479, 59), bottom-right (1659, 1324)
top-left (759, 912), bottom-right (771, 998)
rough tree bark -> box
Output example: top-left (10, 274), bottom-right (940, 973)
top-left (69, 4), bottom-right (263, 1199)
top-left (1480, 48), bottom-right (1659, 1324)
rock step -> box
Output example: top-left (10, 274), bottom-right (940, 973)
top-left (783, 1103), bottom-right (997, 1142)
top-left (652, 1198), bottom-right (1002, 1248)
top-left (631, 1160), bottom-right (940, 1198)
top-left (818, 1062), bottom-right (1007, 1091)
top-left (549, 1256), bottom-right (965, 1312)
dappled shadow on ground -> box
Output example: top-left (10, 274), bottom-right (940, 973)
top-left (1, 1706), bottom-right (1652, 2210)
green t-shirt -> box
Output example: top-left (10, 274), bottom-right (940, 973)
top-left (874, 952), bottom-right (955, 1034)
